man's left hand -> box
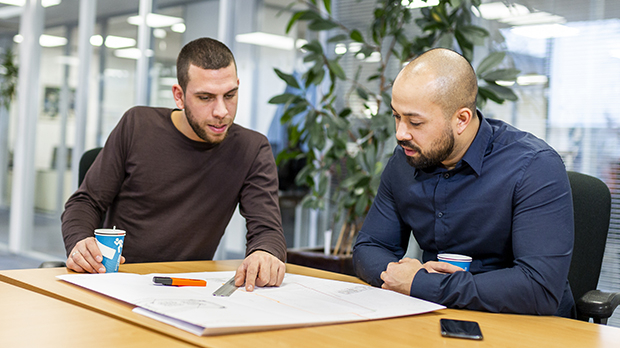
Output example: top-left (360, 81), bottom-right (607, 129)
top-left (234, 250), bottom-right (285, 292)
top-left (380, 257), bottom-right (424, 295)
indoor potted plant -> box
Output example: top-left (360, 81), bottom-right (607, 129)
top-left (271, 0), bottom-right (519, 274)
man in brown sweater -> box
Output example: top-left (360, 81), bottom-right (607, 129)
top-left (62, 37), bottom-right (287, 292)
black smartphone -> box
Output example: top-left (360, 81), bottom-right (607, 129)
top-left (440, 318), bottom-right (483, 340)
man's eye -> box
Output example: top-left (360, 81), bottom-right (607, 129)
top-left (225, 94), bottom-right (236, 99)
top-left (393, 114), bottom-right (401, 120)
top-left (199, 96), bottom-right (211, 101)
top-left (410, 122), bottom-right (422, 127)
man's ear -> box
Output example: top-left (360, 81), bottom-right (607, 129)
top-left (172, 84), bottom-right (185, 110)
top-left (455, 108), bottom-right (474, 135)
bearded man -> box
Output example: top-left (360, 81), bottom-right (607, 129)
top-left (352, 48), bottom-right (575, 317)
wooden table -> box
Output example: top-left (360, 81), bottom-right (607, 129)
top-left (1, 260), bottom-right (619, 348)
top-left (0, 281), bottom-right (198, 347)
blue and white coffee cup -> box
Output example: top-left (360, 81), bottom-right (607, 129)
top-left (437, 253), bottom-right (472, 271)
top-left (94, 228), bottom-right (126, 273)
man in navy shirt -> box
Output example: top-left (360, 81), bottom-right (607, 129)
top-left (352, 48), bottom-right (574, 317)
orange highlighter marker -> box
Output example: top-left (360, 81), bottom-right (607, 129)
top-left (153, 276), bottom-right (206, 287)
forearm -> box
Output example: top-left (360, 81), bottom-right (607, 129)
top-left (352, 240), bottom-right (400, 287)
top-left (411, 258), bottom-right (570, 314)
top-left (61, 192), bottom-right (106, 256)
top-left (240, 140), bottom-right (287, 262)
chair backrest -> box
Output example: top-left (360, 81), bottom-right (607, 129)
top-left (78, 147), bottom-right (103, 187)
top-left (567, 171), bottom-right (612, 303)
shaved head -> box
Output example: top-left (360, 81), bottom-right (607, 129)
top-left (394, 48), bottom-right (478, 117)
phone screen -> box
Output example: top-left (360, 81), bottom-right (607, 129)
top-left (440, 318), bottom-right (483, 340)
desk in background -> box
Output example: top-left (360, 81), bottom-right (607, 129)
top-left (1, 260), bottom-right (619, 348)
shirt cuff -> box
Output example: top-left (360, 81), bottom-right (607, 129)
top-left (410, 269), bottom-right (444, 302)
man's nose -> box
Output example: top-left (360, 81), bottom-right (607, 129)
top-left (395, 121), bottom-right (411, 141)
top-left (213, 98), bottom-right (227, 118)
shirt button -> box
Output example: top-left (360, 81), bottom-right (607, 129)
top-left (438, 212), bottom-right (444, 217)
top-left (443, 173), bottom-right (450, 179)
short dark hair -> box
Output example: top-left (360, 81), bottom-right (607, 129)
top-left (176, 37), bottom-right (237, 91)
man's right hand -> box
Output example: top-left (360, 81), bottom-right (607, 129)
top-left (66, 237), bottom-right (125, 273)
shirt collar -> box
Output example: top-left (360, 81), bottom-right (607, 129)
top-left (412, 110), bottom-right (492, 178)
top-left (459, 110), bottom-right (492, 176)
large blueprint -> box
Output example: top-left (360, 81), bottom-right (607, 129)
top-left (58, 271), bottom-right (444, 336)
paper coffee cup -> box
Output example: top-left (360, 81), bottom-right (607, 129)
top-left (94, 228), bottom-right (126, 273)
top-left (437, 253), bottom-right (472, 271)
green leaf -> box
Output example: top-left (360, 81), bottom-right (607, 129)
top-left (483, 83), bottom-right (518, 101)
top-left (327, 59), bottom-right (346, 80)
top-left (281, 104), bottom-right (309, 123)
top-left (274, 68), bottom-right (300, 89)
top-left (323, 0), bottom-right (332, 15)
top-left (457, 25), bottom-right (489, 46)
top-left (268, 93), bottom-right (297, 104)
top-left (328, 34), bottom-right (348, 43)
top-left (340, 172), bottom-right (366, 188)
top-left (481, 68), bottom-right (520, 82)
top-left (354, 196), bottom-right (367, 217)
top-left (350, 29), bottom-right (364, 43)
top-left (298, 10), bottom-right (323, 21)
top-left (437, 32), bottom-right (454, 49)
top-left (339, 108), bottom-right (352, 118)
top-left (309, 19), bottom-right (339, 31)
top-left (295, 164), bottom-right (315, 187)
top-left (303, 40), bottom-right (324, 54)
top-left (356, 87), bottom-right (369, 101)
top-left (286, 11), bottom-right (305, 34)
top-left (476, 52), bottom-right (506, 76)
top-left (381, 92), bottom-right (392, 108)
top-left (312, 67), bottom-right (326, 86)
top-left (478, 86), bottom-right (503, 104)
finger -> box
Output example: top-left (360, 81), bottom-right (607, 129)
top-left (275, 263), bottom-right (285, 286)
top-left (380, 271), bottom-right (387, 281)
top-left (66, 255), bottom-right (86, 273)
top-left (234, 263), bottom-right (247, 287)
top-left (426, 261), bottom-right (463, 273)
top-left (84, 238), bottom-right (103, 263)
top-left (244, 262), bottom-right (259, 292)
top-left (82, 239), bottom-right (106, 273)
top-left (266, 261), bottom-right (280, 286)
top-left (255, 261), bottom-right (271, 287)
top-left (120, 256), bottom-right (126, 264)
top-left (70, 249), bottom-right (97, 273)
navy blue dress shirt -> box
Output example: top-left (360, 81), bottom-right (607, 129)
top-left (353, 112), bottom-right (575, 316)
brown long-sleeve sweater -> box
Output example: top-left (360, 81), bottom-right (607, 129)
top-left (62, 106), bottom-right (286, 263)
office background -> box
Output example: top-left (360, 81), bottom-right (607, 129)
top-left (0, 0), bottom-right (618, 327)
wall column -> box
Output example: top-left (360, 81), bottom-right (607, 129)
top-left (9, 0), bottom-right (44, 252)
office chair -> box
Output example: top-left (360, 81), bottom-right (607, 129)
top-left (567, 171), bottom-right (620, 324)
top-left (79, 147), bottom-right (103, 186)
top-left (38, 147), bottom-right (104, 269)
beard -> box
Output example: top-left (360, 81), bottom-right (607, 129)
top-left (185, 105), bottom-right (229, 145)
top-left (398, 124), bottom-right (455, 170)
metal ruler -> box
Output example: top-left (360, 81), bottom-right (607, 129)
top-left (212, 276), bottom-right (238, 297)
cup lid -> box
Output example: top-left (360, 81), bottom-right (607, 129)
top-left (437, 253), bottom-right (472, 262)
top-left (94, 228), bottom-right (126, 235)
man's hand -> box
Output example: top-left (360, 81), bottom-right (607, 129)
top-left (381, 258), bottom-right (467, 295)
top-left (234, 250), bottom-right (285, 292)
top-left (66, 237), bottom-right (125, 273)
top-left (380, 257), bottom-right (424, 295)
top-left (422, 261), bottom-right (465, 274)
